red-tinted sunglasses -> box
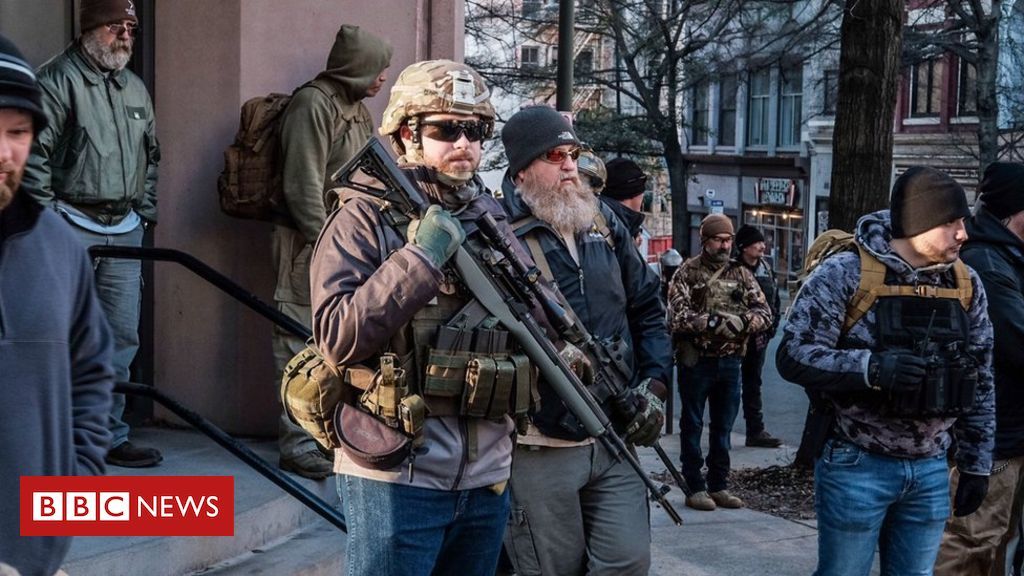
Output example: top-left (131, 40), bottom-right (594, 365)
top-left (539, 147), bottom-right (581, 164)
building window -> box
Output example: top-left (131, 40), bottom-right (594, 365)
top-left (747, 69), bottom-right (770, 146)
top-left (522, 0), bottom-right (541, 16)
top-left (550, 46), bottom-right (558, 69)
top-left (692, 82), bottom-right (710, 146)
top-left (957, 60), bottom-right (977, 116)
top-left (575, 49), bottom-right (593, 76)
top-left (778, 66), bottom-right (803, 147)
top-left (910, 58), bottom-right (945, 117)
top-left (520, 45), bottom-right (540, 68)
top-left (718, 75), bottom-right (737, 146)
top-left (824, 69), bottom-right (839, 115)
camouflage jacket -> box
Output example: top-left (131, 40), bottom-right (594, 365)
top-left (776, 210), bottom-right (995, 475)
top-left (668, 253), bottom-right (772, 357)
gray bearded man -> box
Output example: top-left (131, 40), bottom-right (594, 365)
top-left (24, 0), bottom-right (161, 468)
top-left (499, 106), bottom-right (670, 576)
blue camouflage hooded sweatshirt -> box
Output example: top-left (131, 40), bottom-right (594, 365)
top-left (777, 209), bottom-right (995, 475)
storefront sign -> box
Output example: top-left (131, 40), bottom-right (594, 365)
top-left (709, 199), bottom-right (724, 214)
top-left (756, 178), bottom-right (798, 207)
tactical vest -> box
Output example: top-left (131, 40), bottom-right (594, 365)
top-left (336, 197), bottom-right (532, 451)
top-left (866, 251), bottom-right (978, 417)
top-left (693, 261), bottom-right (748, 350)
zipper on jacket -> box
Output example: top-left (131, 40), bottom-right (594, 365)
top-left (105, 77), bottom-right (129, 202)
top-left (452, 419), bottom-right (470, 490)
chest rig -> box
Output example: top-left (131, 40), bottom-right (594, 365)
top-left (865, 249), bottom-right (978, 417)
top-left (353, 211), bottom-right (532, 453)
top-left (691, 261), bottom-right (747, 350)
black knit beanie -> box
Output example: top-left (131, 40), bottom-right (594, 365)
top-left (602, 158), bottom-right (648, 200)
top-left (890, 166), bottom-right (970, 238)
top-left (0, 34), bottom-right (47, 133)
top-left (80, 0), bottom-right (138, 32)
top-left (735, 225), bottom-right (765, 250)
top-left (978, 162), bottom-right (1024, 219)
top-left (502, 106), bottom-right (579, 178)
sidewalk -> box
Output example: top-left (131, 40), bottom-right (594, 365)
top-left (642, 433), bottom-right (819, 576)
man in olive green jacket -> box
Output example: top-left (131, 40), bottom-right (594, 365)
top-left (273, 25), bottom-right (392, 479)
top-left (23, 0), bottom-right (161, 468)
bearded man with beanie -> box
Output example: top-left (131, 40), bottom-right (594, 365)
top-left (733, 224), bottom-right (783, 448)
top-left (668, 214), bottom-right (772, 511)
top-left (499, 105), bottom-right (670, 576)
top-left (777, 166), bottom-right (995, 575)
top-left (0, 34), bottom-right (115, 575)
top-left (23, 0), bottom-right (162, 467)
top-left (935, 161), bottom-right (1024, 576)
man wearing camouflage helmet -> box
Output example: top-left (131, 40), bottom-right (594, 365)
top-left (310, 60), bottom-right (520, 575)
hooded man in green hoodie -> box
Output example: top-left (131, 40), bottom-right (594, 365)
top-left (273, 25), bottom-right (392, 479)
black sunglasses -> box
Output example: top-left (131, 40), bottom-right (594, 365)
top-left (419, 119), bottom-right (491, 143)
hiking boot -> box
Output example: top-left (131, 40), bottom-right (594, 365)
top-left (280, 450), bottom-right (333, 480)
top-left (746, 430), bottom-right (783, 448)
top-left (710, 490), bottom-right (744, 509)
top-left (105, 441), bottom-right (163, 468)
top-left (685, 491), bottom-right (717, 511)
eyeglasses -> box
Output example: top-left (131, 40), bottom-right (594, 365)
top-left (539, 147), bottom-right (581, 164)
top-left (106, 23), bottom-right (138, 37)
top-left (419, 119), bottom-right (490, 143)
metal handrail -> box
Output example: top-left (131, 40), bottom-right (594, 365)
top-left (116, 383), bottom-right (345, 532)
top-left (88, 246), bottom-right (311, 339)
top-left (91, 246), bottom-right (344, 532)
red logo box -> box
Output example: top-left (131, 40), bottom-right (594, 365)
top-left (20, 476), bottom-right (234, 536)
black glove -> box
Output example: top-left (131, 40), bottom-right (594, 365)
top-left (867, 351), bottom-right (928, 393)
top-left (953, 471), bottom-right (989, 517)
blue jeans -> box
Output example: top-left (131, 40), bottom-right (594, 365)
top-left (72, 224), bottom-right (144, 448)
top-left (678, 355), bottom-right (742, 493)
top-left (339, 474), bottom-right (510, 576)
top-left (815, 438), bottom-right (951, 576)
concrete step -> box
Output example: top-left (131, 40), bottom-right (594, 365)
top-left (194, 519), bottom-right (344, 576)
top-left (62, 428), bottom-right (341, 576)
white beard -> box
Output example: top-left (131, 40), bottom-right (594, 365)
top-left (82, 28), bottom-right (132, 71)
top-left (517, 171), bottom-right (598, 235)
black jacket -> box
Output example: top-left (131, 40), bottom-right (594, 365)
top-left (501, 177), bottom-right (671, 440)
top-left (600, 196), bottom-right (645, 241)
top-left (961, 207), bottom-right (1024, 459)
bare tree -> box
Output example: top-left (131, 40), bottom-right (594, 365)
top-left (466, 0), bottom-right (840, 253)
top-left (903, 0), bottom-right (1024, 173)
top-left (827, 0), bottom-right (903, 233)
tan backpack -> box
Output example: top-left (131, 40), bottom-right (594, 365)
top-left (799, 229), bottom-right (973, 334)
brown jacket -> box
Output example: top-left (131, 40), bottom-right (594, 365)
top-left (668, 254), bottom-right (772, 357)
top-left (310, 174), bottom-right (518, 491)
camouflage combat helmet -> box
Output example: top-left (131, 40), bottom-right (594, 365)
top-left (379, 59), bottom-right (495, 154)
top-left (577, 147), bottom-right (607, 194)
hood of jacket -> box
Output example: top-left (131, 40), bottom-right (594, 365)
top-left (966, 206), bottom-right (1024, 257)
top-left (854, 209), bottom-right (957, 283)
top-left (600, 196), bottom-right (645, 238)
top-left (316, 25), bottom-right (392, 102)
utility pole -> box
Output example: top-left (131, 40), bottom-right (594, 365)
top-left (556, 0), bottom-right (574, 113)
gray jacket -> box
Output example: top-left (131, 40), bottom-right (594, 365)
top-left (24, 42), bottom-right (159, 224)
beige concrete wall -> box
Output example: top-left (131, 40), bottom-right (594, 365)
top-left (154, 0), bottom-right (464, 434)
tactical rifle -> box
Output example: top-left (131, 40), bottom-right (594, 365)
top-left (334, 138), bottom-right (683, 525)
top-left (473, 213), bottom-right (692, 497)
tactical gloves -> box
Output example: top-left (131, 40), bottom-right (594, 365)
top-left (953, 471), bottom-right (989, 517)
top-left (867, 351), bottom-right (928, 393)
top-left (559, 342), bottom-right (595, 386)
top-left (407, 204), bottom-right (466, 268)
top-left (614, 378), bottom-right (667, 447)
top-left (708, 312), bottom-right (747, 338)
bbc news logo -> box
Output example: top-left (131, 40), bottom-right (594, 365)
top-left (20, 476), bottom-right (233, 536)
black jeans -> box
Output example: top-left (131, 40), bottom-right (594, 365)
top-left (741, 343), bottom-right (768, 436)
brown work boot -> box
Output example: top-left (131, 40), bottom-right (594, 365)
top-left (746, 430), bottom-right (783, 448)
top-left (280, 450), bottom-right (333, 480)
top-left (685, 490), bottom-right (717, 511)
top-left (710, 490), bottom-right (744, 509)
